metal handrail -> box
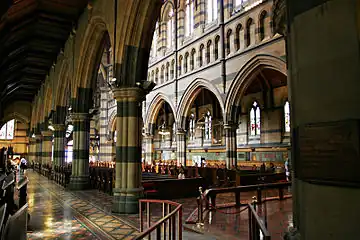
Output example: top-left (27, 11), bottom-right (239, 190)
top-left (134, 199), bottom-right (183, 240)
top-left (248, 203), bottom-right (271, 240)
top-left (203, 181), bottom-right (291, 209)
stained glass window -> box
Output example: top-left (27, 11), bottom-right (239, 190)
top-left (0, 125), bottom-right (6, 139)
top-left (250, 102), bottom-right (260, 136)
top-left (0, 119), bottom-right (15, 140)
top-left (284, 101), bottom-right (290, 133)
top-left (172, 123), bottom-right (176, 142)
top-left (205, 111), bottom-right (212, 140)
top-left (114, 130), bottom-right (117, 143)
top-left (189, 113), bottom-right (195, 140)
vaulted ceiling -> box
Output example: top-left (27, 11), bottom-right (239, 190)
top-left (0, 0), bottom-right (88, 107)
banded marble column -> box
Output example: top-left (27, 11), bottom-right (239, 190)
top-left (224, 123), bottom-right (237, 169)
top-left (35, 135), bottom-right (42, 164)
top-left (53, 124), bottom-right (66, 168)
top-left (112, 88), bottom-right (144, 214)
top-left (144, 135), bottom-right (154, 165)
top-left (68, 113), bottom-right (90, 190)
top-left (176, 129), bottom-right (187, 166)
top-left (41, 131), bottom-right (53, 166)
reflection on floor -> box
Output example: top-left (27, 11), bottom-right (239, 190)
top-left (26, 170), bottom-right (292, 240)
top-left (27, 171), bottom-right (138, 240)
top-left (197, 198), bottom-right (293, 240)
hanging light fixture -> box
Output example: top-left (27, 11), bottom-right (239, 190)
top-left (158, 102), bottom-right (170, 135)
top-left (158, 122), bottom-right (171, 135)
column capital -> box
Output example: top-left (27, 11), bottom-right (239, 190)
top-left (71, 113), bottom-right (89, 121)
top-left (224, 123), bottom-right (238, 131)
top-left (52, 124), bottom-right (66, 131)
top-left (144, 134), bottom-right (154, 140)
top-left (112, 87), bottom-right (145, 102)
top-left (176, 128), bottom-right (186, 135)
top-left (41, 131), bottom-right (53, 137)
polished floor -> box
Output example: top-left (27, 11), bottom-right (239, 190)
top-left (25, 170), bottom-right (292, 240)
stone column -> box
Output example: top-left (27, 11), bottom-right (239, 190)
top-left (35, 135), bottom-right (42, 164)
top-left (274, 0), bottom-right (360, 238)
top-left (112, 88), bottom-right (144, 214)
top-left (144, 135), bottom-right (154, 165)
top-left (53, 124), bottom-right (66, 168)
top-left (28, 138), bottom-right (37, 163)
top-left (41, 131), bottom-right (53, 166)
top-left (176, 129), bottom-right (187, 166)
top-left (68, 113), bottom-right (90, 190)
top-left (224, 123), bottom-right (237, 169)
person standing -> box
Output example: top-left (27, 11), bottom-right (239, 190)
top-left (20, 155), bottom-right (27, 173)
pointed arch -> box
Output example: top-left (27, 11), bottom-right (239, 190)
top-left (54, 58), bottom-right (70, 107)
top-left (74, 16), bottom-right (109, 93)
top-left (145, 93), bottom-right (176, 129)
top-left (225, 54), bottom-right (287, 123)
top-left (108, 109), bottom-right (117, 135)
top-left (176, 78), bottom-right (225, 129)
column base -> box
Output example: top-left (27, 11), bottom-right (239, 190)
top-left (112, 188), bottom-right (143, 214)
top-left (67, 176), bottom-right (90, 191)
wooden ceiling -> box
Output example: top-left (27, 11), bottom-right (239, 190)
top-left (0, 0), bottom-right (88, 106)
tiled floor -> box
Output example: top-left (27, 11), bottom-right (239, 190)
top-left (25, 170), bottom-right (292, 240)
top-left (26, 171), bottom-right (138, 240)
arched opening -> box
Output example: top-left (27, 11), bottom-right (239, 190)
top-left (234, 67), bottom-right (288, 164)
top-left (185, 0), bottom-right (194, 37)
top-left (199, 44), bottom-right (204, 67)
top-left (151, 100), bottom-right (177, 165)
top-left (226, 29), bottom-right (232, 55)
top-left (183, 88), bottom-right (224, 166)
top-left (246, 18), bottom-right (254, 47)
top-left (190, 48), bottom-right (196, 71)
top-left (235, 24), bottom-right (242, 51)
top-left (214, 35), bottom-right (220, 60)
top-left (206, 40), bottom-right (212, 64)
top-left (259, 11), bottom-right (267, 41)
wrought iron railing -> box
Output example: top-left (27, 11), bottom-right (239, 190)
top-left (134, 199), bottom-right (182, 240)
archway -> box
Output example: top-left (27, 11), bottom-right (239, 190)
top-left (177, 83), bottom-right (225, 167)
top-left (225, 55), bottom-right (289, 167)
top-left (145, 97), bottom-right (176, 165)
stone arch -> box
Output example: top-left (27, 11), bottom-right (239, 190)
top-left (176, 78), bottom-right (225, 129)
top-left (258, 10), bottom-right (268, 41)
top-left (145, 93), bottom-right (176, 129)
top-left (107, 109), bottom-right (117, 135)
top-left (2, 112), bottom-right (30, 125)
top-left (161, 0), bottom-right (175, 22)
top-left (54, 58), bottom-right (70, 107)
top-left (74, 17), bottom-right (109, 93)
top-left (225, 54), bottom-right (287, 123)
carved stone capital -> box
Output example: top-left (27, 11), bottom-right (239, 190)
top-left (112, 87), bottom-right (145, 102)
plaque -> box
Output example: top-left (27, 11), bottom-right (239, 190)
top-left (294, 119), bottom-right (360, 187)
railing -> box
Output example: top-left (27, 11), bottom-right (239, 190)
top-left (248, 203), bottom-right (271, 240)
top-left (187, 181), bottom-right (291, 225)
top-left (204, 181), bottom-right (292, 209)
top-left (134, 199), bottom-right (182, 240)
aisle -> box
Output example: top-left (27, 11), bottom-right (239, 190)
top-left (26, 170), bottom-right (138, 240)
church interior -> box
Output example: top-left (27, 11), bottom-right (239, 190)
top-left (0, 0), bottom-right (359, 239)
